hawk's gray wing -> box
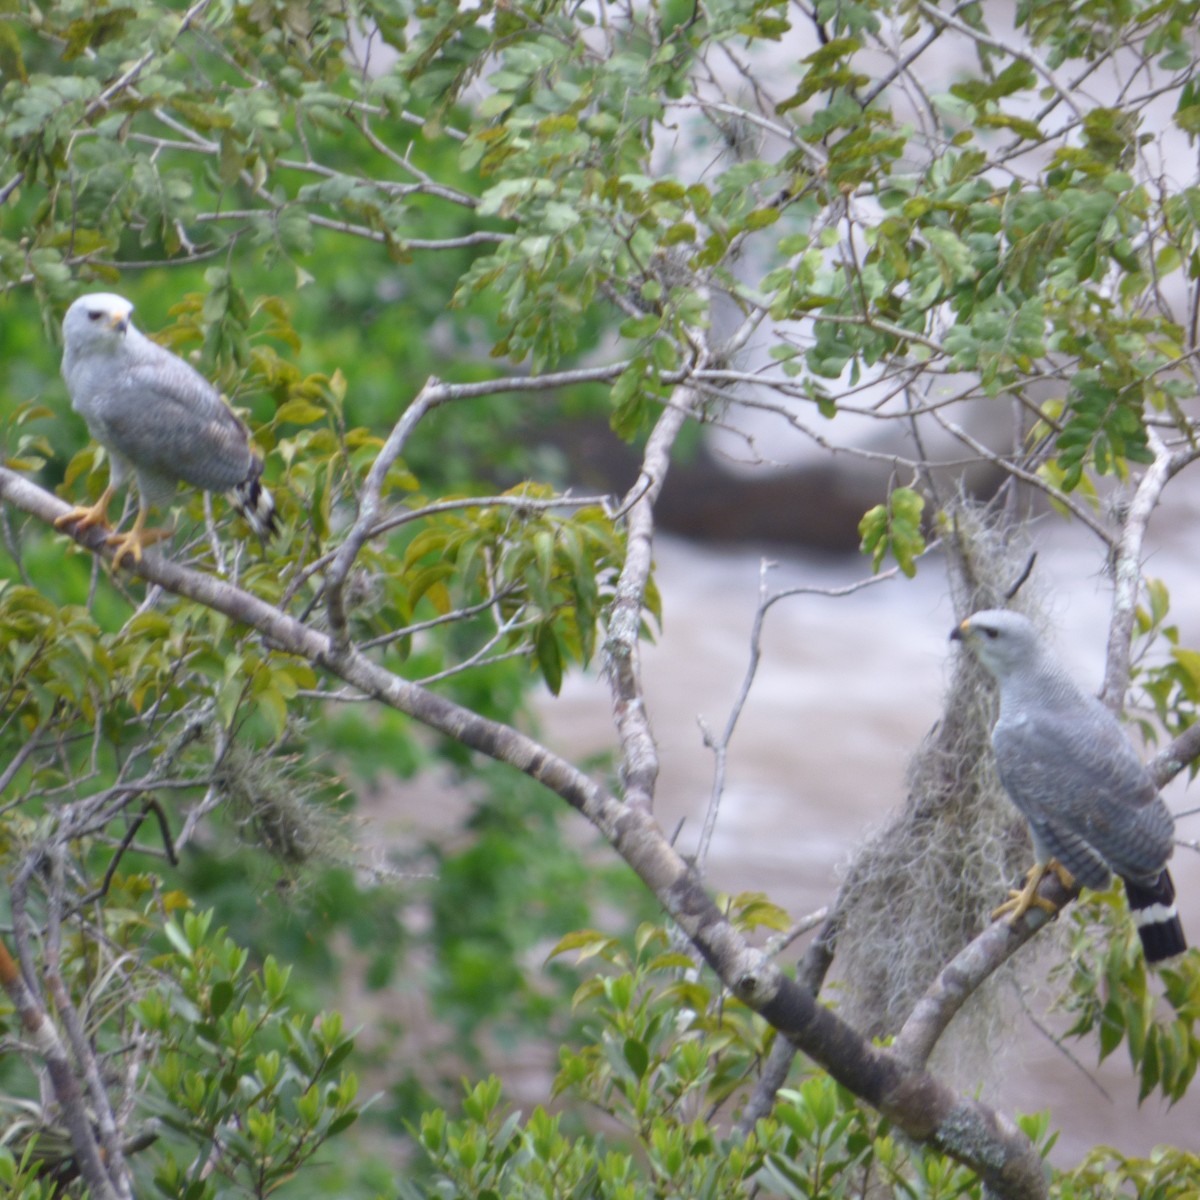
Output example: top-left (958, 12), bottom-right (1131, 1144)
top-left (992, 700), bottom-right (1173, 889)
top-left (101, 344), bottom-right (256, 495)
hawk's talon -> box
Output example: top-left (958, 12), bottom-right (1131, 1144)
top-left (105, 510), bottom-right (172, 569)
top-left (1049, 860), bottom-right (1076, 890)
top-left (106, 520), bottom-right (172, 566)
top-left (54, 486), bottom-right (116, 535)
top-left (991, 860), bottom-right (1069, 924)
top-left (991, 887), bottom-right (1059, 923)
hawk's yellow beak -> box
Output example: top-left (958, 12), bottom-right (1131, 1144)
top-left (950, 618), bottom-right (971, 642)
top-left (109, 310), bottom-right (131, 333)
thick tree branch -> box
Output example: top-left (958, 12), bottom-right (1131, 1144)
top-left (893, 877), bottom-right (1074, 1068)
top-left (605, 391), bottom-right (697, 813)
top-left (738, 902), bottom-right (845, 1132)
top-left (1100, 433), bottom-right (1173, 710)
top-left (1101, 437), bottom-right (1200, 710)
top-left (1, 467), bottom-right (1051, 1199)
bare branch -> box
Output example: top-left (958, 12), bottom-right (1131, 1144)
top-left (695, 559), bottom-right (778, 871)
top-left (1100, 432), bottom-right (1174, 710)
top-left (1103, 437), bottom-right (1200, 710)
top-left (325, 378), bottom-right (452, 647)
top-left (605, 390), bottom-right (698, 813)
top-left (1150, 721), bottom-right (1200, 788)
top-left (892, 877), bottom-right (1074, 1068)
top-left (935, 415), bottom-right (1115, 543)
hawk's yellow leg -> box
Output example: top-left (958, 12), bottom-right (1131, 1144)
top-left (992, 860), bottom-right (1076, 923)
top-left (106, 507), bottom-right (172, 569)
top-left (54, 484), bottom-right (117, 534)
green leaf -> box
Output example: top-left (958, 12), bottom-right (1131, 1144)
top-left (547, 929), bottom-right (619, 962)
top-left (209, 980), bottom-right (235, 1018)
top-left (857, 488), bottom-right (926, 576)
top-left (275, 400), bottom-right (327, 425)
top-left (535, 622), bottom-right (563, 695)
top-left (622, 1036), bottom-right (649, 1079)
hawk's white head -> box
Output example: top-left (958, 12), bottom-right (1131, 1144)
top-left (950, 609), bottom-right (1043, 682)
top-left (63, 293), bottom-right (136, 355)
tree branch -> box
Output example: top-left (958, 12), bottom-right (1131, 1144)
top-left (1101, 437), bottom-right (1200, 710)
top-left (322, 365), bottom-right (637, 643)
top-left (604, 391), bottom-right (697, 813)
top-left (892, 877), bottom-right (1073, 1068)
top-left (1151, 722), bottom-right (1200, 788)
top-left (1100, 432), bottom-right (1173, 710)
top-left (325, 378), bottom-right (452, 649)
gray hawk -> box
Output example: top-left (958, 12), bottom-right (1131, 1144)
top-left (54, 292), bottom-right (277, 567)
top-left (952, 609), bottom-right (1185, 962)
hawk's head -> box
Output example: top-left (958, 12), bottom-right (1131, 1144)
top-left (63, 293), bottom-right (135, 351)
top-left (951, 609), bottom-right (1043, 681)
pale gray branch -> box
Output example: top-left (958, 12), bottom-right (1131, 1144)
top-left (1101, 432), bottom-right (1173, 710)
top-left (892, 877), bottom-right (1072, 1068)
top-left (605, 389), bottom-right (697, 813)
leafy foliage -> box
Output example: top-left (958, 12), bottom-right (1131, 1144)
top-left (0, 888), bottom-right (360, 1199)
top-left (858, 486), bottom-right (926, 577)
top-left (1131, 579), bottom-right (1200, 760)
top-left (1058, 892), bottom-right (1200, 1104)
top-left (412, 917), bottom-right (1199, 1200)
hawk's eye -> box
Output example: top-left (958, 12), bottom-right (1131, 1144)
top-left (982, 627), bottom-right (999, 639)
top-left (86, 310), bottom-right (104, 322)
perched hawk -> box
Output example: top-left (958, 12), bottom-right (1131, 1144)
top-left (952, 609), bottom-right (1186, 962)
top-left (54, 292), bottom-right (277, 567)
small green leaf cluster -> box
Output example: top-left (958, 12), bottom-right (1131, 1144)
top-left (1130, 580), bottom-right (1200, 761)
top-left (0, 580), bottom-right (110, 727)
top-left (1058, 1144), bottom-right (1200, 1199)
top-left (2, 402), bottom-right (55, 475)
top-left (552, 920), bottom-right (772, 1123)
top-left (858, 486), bottom-right (926, 576)
top-left (0, 1144), bottom-right (55, 1200)
top-left (397, 486), bottom-right (628, 695)
top-left (1057, 892), bottom-right (1200, 1104)
top-left (139, 907), bottom-right (360, 1199)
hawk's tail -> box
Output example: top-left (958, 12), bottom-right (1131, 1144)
top-left (1124, 869), bottom-right (1187, 963)
top-left (230, 459), bottom-right (278, 541)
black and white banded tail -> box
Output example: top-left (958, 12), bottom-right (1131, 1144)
top-left (230, 458), bottom-right (278, 541)
top-left (1124, 869), bottom-right (1187, 963)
